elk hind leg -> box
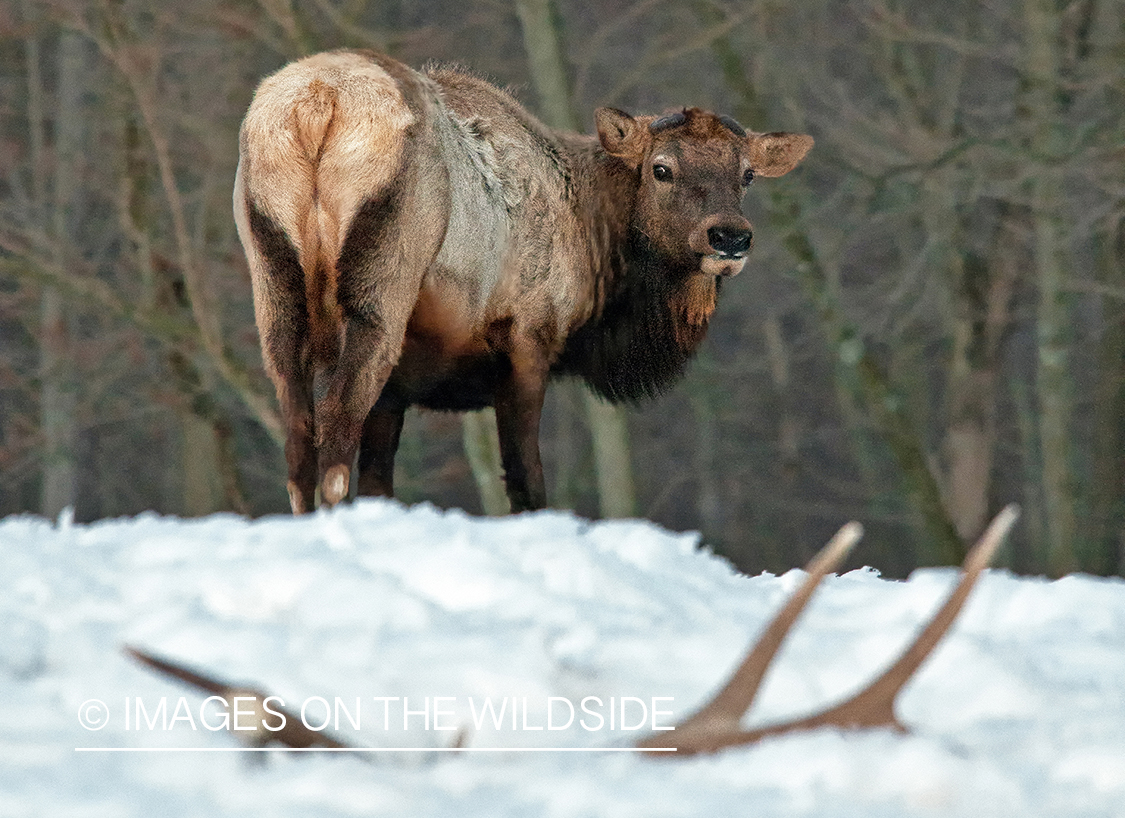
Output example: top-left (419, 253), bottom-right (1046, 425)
top-left (314, 143), bottom-right (445, 506)
top-left (260, 308), bottom-right (316, 513)
top-left (244, 203), bottom-right (318, 514)
top-left (313, 322), bottom-right (400, 506)
top-left (277, 370), bottom-right (316, 513)
top-left (314, 239), bottom-right (428, 506)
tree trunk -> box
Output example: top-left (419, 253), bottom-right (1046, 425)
top-left (548, 387), bottom-right (579, 509)
top-left (690, 389), bottom-right (721, 538)
top-left (38, 30), bottom-right (89, 519)
top-left (1079, 1), bottom-right (1124, 576)
top-left (174, 361), bottom-right (240, 517)
top-left (582, 392), bottom-right (636, 518)
top-left (761, 315), bottom-right (800, 485)
top-left (1023, 0), bottom-right (1077, 576)
top-left (38, 287), bottom-right (77, 519)
top-left (182, 413), bottom-right (222, 516)
top-left (936, 196), bottom-right (1014, 543)
top-left (1090, 217), bottom-right (1125, 575)
top-left (462, 409), bottom-right (509, 515)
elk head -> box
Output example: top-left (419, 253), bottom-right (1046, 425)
top-left (596, 107), bottom-right (813, 277)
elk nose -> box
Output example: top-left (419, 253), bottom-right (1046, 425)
top-left (707, 225), bottom-right (753, 257)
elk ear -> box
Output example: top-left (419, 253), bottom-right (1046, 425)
top-left (747, 132), bottom-right (814, 178)
top-left (596, 107), bottom-right (647, 166)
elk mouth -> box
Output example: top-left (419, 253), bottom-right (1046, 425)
top-left (700, 252), bottom-right (748, 277)
top-left (691, 217), bottom-right (752, 277)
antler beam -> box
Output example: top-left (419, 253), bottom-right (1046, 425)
top-left (639, 505), bottom-right (1019, 755)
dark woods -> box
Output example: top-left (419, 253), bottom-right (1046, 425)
top-left (0, 1), bottom-right (1122, 578)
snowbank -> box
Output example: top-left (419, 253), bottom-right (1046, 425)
top-left (1, 500), bottom-right (1123, 816)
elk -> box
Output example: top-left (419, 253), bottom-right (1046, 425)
top-left (126, 505), bottom-right (1019, 756)
top-left (233, 49), bottom-right (813, 513)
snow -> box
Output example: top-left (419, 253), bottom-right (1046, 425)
top-left (1, 500), bottom-right (1124, 817)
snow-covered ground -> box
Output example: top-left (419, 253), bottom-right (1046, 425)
top-left (2, 500), bottom-right (1123, 817)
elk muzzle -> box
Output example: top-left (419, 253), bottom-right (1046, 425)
top-left (691, 215), bottom-right (753, 277)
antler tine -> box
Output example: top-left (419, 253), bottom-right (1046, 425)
top-left (124, 644), bottom-right (230, 696)
top-left (652, 504), bottom-right (1019, 756)
top-left (638, 521), bottom-right (864, 752)
top-left (770, 504), bottom-right (1019, 736)
top-left (124, 645), bottom-right (350, 750)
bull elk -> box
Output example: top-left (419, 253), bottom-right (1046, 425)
top-left (126, 506), bottom-right (1019, 755)
top-left (233, 50), bottom-right (813, 513)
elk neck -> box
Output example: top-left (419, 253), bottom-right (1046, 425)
top-left (551, 136), bottom-right (720, 404)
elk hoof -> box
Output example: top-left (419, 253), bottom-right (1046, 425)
top-left (322, 465), bottom-right (350, 506)
top-left (287, 481), bottom-right (310, 515)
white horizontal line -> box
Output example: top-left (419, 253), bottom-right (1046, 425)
top-left (75, 746), bottom-right (677, 753)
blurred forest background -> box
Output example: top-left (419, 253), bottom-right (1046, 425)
top-left (0, 0), bottom-right (1122, 578)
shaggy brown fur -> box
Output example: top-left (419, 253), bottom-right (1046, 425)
top-left (233, 50), bottom-right (813, 513)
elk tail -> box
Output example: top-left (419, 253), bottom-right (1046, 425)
top-left (291, 78), bottom-right (342, 367)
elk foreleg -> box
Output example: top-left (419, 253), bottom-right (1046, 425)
top-left (494, 344), bottom-right (549, 513)
top-left (357, 407), bottom-right (406, 498)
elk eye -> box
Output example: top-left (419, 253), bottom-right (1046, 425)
top-left (742, 168), bottom-right (755, 186)
top-left (653, 163), bottom-right (673, 182)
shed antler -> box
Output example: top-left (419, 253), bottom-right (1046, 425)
top-left (639, 504), bottom-right (1019, 755)
top-left (125, 507), bottom-right (1017, 758)
top-left (123, 645), bottom-right (351, 750)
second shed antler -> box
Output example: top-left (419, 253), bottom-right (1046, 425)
top-left (638, 504), bottom-right (1019, 755)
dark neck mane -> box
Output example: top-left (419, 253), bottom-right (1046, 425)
top-left (550, 138), bottom-right (720, 403)
top-left (554, 225), bottom-right (719, 402)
